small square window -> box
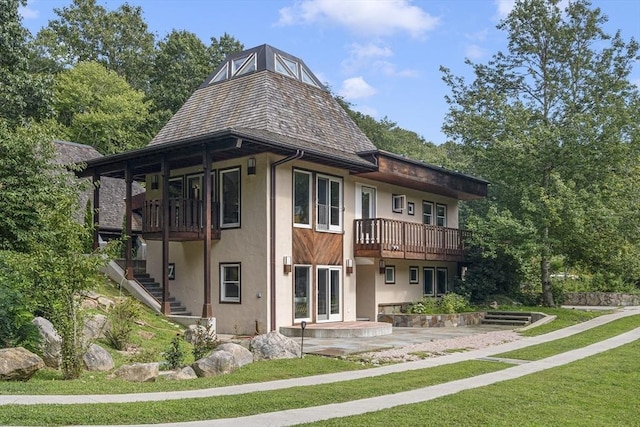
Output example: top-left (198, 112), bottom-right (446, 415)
top-left (407, 202), bottom-right (415, 216)
top-left (385, 266), bottom-right (395, 284)
top-left (409, 266), bottom-right (419, 284)
top-left (392, 195), bottom-right (405, 213)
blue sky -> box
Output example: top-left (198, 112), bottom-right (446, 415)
top-left (20, 0), bottom-right (640, 144)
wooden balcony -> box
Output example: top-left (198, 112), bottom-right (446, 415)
top-left (354, 218), bottom-right (471, 262)
top-left (143, 198), bottom-right (220, 241)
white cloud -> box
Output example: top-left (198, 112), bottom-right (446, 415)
top-left (19, 5), bottom-right (39, 19)
top-left (375, 61), bottom-right (418, 77)
top-left (494, 0), bottom-right (515, 19)
top-left (341, 42), bottom-right (393, 73)
top-left (352, 104), bottom-right (378, 117)
top-left (277, 0), bottom-right (439, 38)
top-left (465, 29), bottom-right (489, 42)
top-left (339, 77), bottom-right (377, 99)
top-left (465, 44), bottom-right (486, 60)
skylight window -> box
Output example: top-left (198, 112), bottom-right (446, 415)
top-left (275, 55), bottom-right (297, 78)
top-left (210, 63), bottom-right (228, 83)
top-left (301, 68), bottom-right (319, 87)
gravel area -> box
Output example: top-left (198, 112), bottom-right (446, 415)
top-left (357, 330), bottom-right (523, 364)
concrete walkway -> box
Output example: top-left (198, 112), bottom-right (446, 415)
top-left (1, 307), bottom-right (638, 426)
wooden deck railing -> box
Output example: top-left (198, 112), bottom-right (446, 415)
top-left (354, 218), bottom-right (471, 260)
top-left (143, 199), bottom-right (220, 235)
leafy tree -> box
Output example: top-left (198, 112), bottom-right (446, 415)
top-left (442, 0), bottom-right (640, 305)
top-left (149, 30), bottom-right (211, 115)
top-left (53, 61), bottom-right (152, 154)
top-left (34, 0), bottom-right (155, 92)
top-left (0, 0), bottom-right (52, 126)
top-left (207, 33), bottom-right (244, 70)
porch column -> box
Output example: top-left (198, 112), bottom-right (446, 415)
top-left (202, 146), bottom-right (213, 318)
top-left (161, 156), bottom-right (171, 315)
top-left (92, 172), bottom-right (100, 251)
top-left (124, 164), bottom-right (134, 280)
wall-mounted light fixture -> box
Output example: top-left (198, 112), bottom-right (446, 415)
top-left (247, 157), bottom-right (257, 175)
top-left (346, 259), bottom-right (353, 274)
top-left (283, 255), bottom-right (292, 274)
top-left (150, 175), bottom-right (159, 190)
top-left (378, 259), bottom-right (386, 274)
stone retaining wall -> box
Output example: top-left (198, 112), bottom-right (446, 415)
top-left (377, 311), bottom-right (485, 328)
top-left (563, 292), bottom-right (640, 307)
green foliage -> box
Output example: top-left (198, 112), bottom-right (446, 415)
top-left (162, 334), bottom-right (186, 370)
top-left (443, 0), bottom-right (640, 304)
top-left (192, 319), bottom-right (218, 361)
top-left (0, 251), bottom-right (40, 351)
top-left (104, 298), bottom-right (141, 351)
top-left (53, 61), bottom-right (152, 154)
top-left (33, 0), bottom-right (155, 92)
top-left (0, 0), bottom-right (52, 126)
top-left (406, 293), bottom-right (472, 314)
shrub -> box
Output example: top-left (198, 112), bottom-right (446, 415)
top-left (192, 318), bottom-right (218, 360)
top-left (104, 298), bottom-right (141, 350)
top-left (162, 334), bottom-right (185, 370)
top-left (406, 293), bottom-right (472, 314)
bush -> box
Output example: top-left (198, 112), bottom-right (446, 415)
top-left (192, 318), bottom-right (218, 360)
top-left (104, 298), bottom-right (141, 350)
top-left (162, 334), bottom-right (185, 370)
top-left (406, 293), bottom-right (472, 314)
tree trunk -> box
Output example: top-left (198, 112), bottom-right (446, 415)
top-left (541, 234), bottom-right (555, 307)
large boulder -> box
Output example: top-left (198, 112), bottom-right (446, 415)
top-left (32, 317), bottom-right (62, 368)
top-left (84, 314), bottom-right (109, 341)
top-left (250, 331), bottom-right (301, 360)
top-left (163, 366), bottom-right (198, 381)
top-left (83, 343), bottom-right (114, 372)
top-left (216, 343), bottom-right (253, 367)
top-left (183, 318), bottom-right (217, 345)
top-left (0, 347), bottom-right (45, 381)
top-left (110, 363), bottom-right (159, 382)
top-left (191, 350), bottom-right (238, 377)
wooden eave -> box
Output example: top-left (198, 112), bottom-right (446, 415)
top-left (77, 129), bottom-right (376, 181)
top-left (355, 151), bottom-right (488, 200)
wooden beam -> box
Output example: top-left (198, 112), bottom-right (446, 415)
top-left (92, 172), bottom-right (100, 251)
top-left (124, 164), bottom-right (134, 280)
top-left (161, 156), bottom-right (171, 315)
top-left (202, 146), bottom-right (213, 318)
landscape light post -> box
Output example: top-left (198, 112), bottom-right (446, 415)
top-left (300, 321), bottom-right (307, 358)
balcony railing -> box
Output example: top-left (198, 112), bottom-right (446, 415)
top-left (354, 218), bottom-right (471, 261)
top-left (143, 198), bottom-right (220, 239)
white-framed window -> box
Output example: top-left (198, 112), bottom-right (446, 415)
top-left (436, 267), bottom-right (448, 295)
top-left (423, 267), bottom-right (434, 295)
top-left (409, 266), bottom-right (419, 284)
top-left (220, 263), bottom-right (240, 303)
top-left (385, 266), bottom-right (395, 284)
top-left (293, 170), bottom-right (312, 228)
top-left (316, 175), bottom-right (342, 232)
top-left (293, 265), bottom-right (312, 321)
top-left (356, 184), bottom-right (376, 220)
top-left (392, 194), bottom-right (406, 213)
top-left (423, 201), bottom-right (434, 225)
top-left (220, 167), bottom-right (240, 228)
top-left (436, 203), bottom-right (447, 227)
top-left (317, 266), bottom-right (341, 321)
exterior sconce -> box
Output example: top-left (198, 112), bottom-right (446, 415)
top-left (247, 157), bottom-right (257, 175)
top-left (346, 259), bottom-right (353, 274)
top-left (379, 259), bottom-right (386, 274)
top-left (150, 175), bottom-right (159, 190)
top-left (283, 256), bottom-right (292, 274)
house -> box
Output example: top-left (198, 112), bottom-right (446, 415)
top-left (78, 44), bottom-right (487, 335)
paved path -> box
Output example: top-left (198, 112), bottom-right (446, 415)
top-left (1, 307), bottom-right (638, 426)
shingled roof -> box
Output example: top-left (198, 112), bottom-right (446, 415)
top-left (149, 44), bottom-right (377, 164)
top-left (54, 140), bottom-right (143, 232)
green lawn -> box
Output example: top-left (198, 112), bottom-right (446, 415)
top-left (494, 314), bottom-right (639, 361)
top-left (304, 339), bottom-right (640, 426)
top-left (0, 316), bottom-right (640, 425)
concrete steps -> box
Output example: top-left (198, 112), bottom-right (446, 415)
top-left (134, 273), bottom-right (191, 316)
top-left (482, 311), bottom-right (532, 327)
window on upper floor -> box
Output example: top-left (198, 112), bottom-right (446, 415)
top-left (220, 168), bottom-right (240, 228)
top-left (422, 201), bottom-right (433, 225)
top-left (316, 175), bottom-right (342, 232)
top-left (293, 170), bottom-right (312, 227)
top-left (436, 203), bottom-right (447, 227)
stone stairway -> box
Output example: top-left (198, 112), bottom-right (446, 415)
top-left (134, 273), bottom-right (191, 316)
top-left (481, 311), bottom-right (532, 327)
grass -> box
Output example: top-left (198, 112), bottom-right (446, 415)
top-left (302, 339), bottom-right (640, 426)
top-left (494, 314), bottom-right (639, 361)
top-left (0, 361), bottom-right (508, 425)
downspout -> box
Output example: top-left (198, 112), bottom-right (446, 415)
top-left (270, 150), bottom-right (304, 331)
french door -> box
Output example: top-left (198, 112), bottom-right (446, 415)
top-left (317, 266), bottom-right (341, 321)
